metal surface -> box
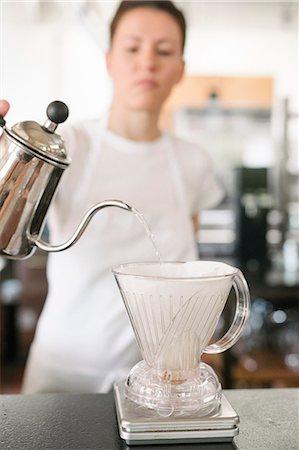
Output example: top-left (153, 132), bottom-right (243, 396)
top-left (8, 121), bottom-right (69, 166)
top-left (1, 389), bottom-right (298, 450)
top-left (0, 108), bottom-right (133, 259)
top-left (0, 130), bottom-right (65, 259)
top-left (32, 199), bottom-right (133, 253)
top-left (42, 119), bottom-right (58, 133)
top-left (114, 381), bottom-right (239, 444)
top-left (114, 382), bottom-right (239, 432)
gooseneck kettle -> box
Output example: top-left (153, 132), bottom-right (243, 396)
top-left (0, 101), bottom-right (132, 259)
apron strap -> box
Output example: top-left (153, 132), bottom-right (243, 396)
top-left (165, 134), bottom-right (197, 253)
top-left (165, 134), bottom-right (191, 219)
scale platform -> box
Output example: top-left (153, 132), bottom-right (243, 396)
top-left (113, 382), bottom-right (239, 446)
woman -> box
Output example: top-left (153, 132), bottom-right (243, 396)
top-left (1, 1), bottom-right (223, 393)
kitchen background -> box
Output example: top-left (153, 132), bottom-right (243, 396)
top-left (0, 1), bottom-right (298, 392)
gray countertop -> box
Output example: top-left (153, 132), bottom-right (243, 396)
top-left (1, 388), bottom-right (298, 450)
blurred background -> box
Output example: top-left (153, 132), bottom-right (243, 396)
top-left (1, 1), bottom-right (298, 393)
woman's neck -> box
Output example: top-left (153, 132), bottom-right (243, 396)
top-left (107, 104), bottom-right (161, 142)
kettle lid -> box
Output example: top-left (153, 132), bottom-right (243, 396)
top-left (7, 101), bottom-right (71, 167)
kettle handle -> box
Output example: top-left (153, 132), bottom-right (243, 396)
top-left (0, 115), bottom-right (6, 127)
top-left (30, 200), bottom-right (132, 253)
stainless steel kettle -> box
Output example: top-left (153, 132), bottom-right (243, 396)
top-left (0, 101), bottom-right (132, 259)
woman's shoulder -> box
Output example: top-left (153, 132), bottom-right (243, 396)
top-left (58, 116), bottom-right (106, 159)
top-left (166, 133), bottom-right (224, 209)
top-left (166, 132), bottom-right (212, 167)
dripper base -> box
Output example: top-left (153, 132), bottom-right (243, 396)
top-left (125, 360), bottom-right (222, 417)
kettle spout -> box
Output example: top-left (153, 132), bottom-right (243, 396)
top-left (31, 200), bottom-right (133, 253)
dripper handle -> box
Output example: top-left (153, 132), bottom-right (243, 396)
top-left (204, 269), bottom-right (250, 354)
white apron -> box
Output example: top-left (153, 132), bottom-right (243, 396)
top-left (22, 122), bottom-right (198, 393)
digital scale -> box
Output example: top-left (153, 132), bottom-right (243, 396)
top-left (114, 382), bottom-right (239, 446)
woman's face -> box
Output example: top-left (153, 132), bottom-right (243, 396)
top-left (106, 7), bottom-right (184, 112)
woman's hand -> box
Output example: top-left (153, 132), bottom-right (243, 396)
top-left (0, 100), bottom-right (10, 117)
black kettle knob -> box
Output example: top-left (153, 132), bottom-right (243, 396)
top-left (46, 101), bottom-right (69, 124)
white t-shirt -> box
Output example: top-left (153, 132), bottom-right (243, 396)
top-left (22, 117), bottom-right (224, 393)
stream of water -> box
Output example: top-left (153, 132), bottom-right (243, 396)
top-left (131, 207), bottom-right (164, 263)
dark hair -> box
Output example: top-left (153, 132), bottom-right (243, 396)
top-left (110, 1), bottom-right (186, 53)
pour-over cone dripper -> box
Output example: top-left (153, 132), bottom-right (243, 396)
top-left (113, 261), bottom-right (250, 416)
